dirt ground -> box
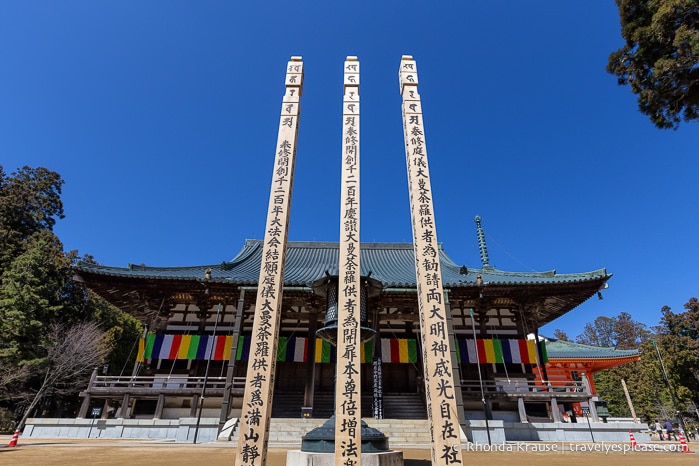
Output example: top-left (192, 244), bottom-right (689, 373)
top-left (1, 436), bottom-right (697, 465)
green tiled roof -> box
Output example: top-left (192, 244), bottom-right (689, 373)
top-left (74, 239), bottom-right (610, 288)
top-left (545, 339), bottom-right (640, 359)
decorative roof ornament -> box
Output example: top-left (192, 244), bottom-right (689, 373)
top-left (474, 215), bottom-right (490, 267)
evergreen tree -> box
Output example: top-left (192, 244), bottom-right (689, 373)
top-left (0, 231), bottom-right (70, 362)
top-left (0, 166), bottom-right (64, 272)
top-left (608, 0), bottom-right (699, 129)
top-left (654, 300), bottom-right (699, 420)
top-left (0, 165), bottom-right (142, 419)
top-left (579, 303), bottom-right (699, 426)
top-left (575, 312), bottom-right (651, 417)
top-left (576, 312), bottom-right (650, 349)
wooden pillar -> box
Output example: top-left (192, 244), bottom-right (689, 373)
top-left (334, 55), bottom-right (362, 465)
top-left (444, 293), bottom-right (466, 426)
top-left (621, 378), bottom-right (638, 422)
top-left (514, 304), bottom-right (526, 337)
top-left (78, 368), bottom-right (98, 418)
top-left (219, 291), bottom-right (247, 431)
top-left (101, 399), bottom-right (110, 419)
top-left (154, 394), bottom-right (165, 420)
top-left (235, 56), bottom-right (303, 466)
top-left (399, 55), bottom-right (461, 465)
top-left (119, 394), bottom-right (130, 419)
top-left (303, 311), bottom-right (318, 411)
top-left (478, 307), bottom-right (488, 337)
top-left (78, 394), bottom-right (91, 419)
top-left (517, 397), bottom-right (527, 423)
top-left (581, 373), bottom-right (599, 422)
top-left (533, 305), bottom-right (549, 383)
top-left (584, 368), bottom-right (598, 394)
top-left (550, 397), bottom-right (562, 422)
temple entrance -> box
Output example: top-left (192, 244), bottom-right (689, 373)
top-left (381, 363), bottom-right (419, 393)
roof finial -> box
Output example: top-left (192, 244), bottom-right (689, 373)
top-left (474, 215), bottom-right (490, 267)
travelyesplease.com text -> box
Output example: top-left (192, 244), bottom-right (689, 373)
top-left (463, 442), bottom-right (682, 453)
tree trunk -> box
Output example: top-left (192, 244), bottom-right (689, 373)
top-left (17, 369), bottom-right (51, 430)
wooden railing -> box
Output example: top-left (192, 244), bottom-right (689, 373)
top-left (459, 379), bottom-right (589, 396)
top-left (85, 375), bottom-right (246, 393)
top-left (82, 374), bottom-right (588, 398)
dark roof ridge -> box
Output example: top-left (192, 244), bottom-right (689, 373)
top-left (74, 260), bottom-right (217, 272)
top-left (475, 266), bottom-right (610, 279)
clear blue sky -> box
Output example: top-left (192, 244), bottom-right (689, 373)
top-left (2, 2), bottom-right (697, 340)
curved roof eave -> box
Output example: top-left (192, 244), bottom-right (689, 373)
top-left (72, 239), bottom-right (611, 289)
top-left (545, 339), bottom-right (640, 359)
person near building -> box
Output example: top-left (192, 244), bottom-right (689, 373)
top-left (665, 420), bottom-right (676, 441)
top-left (654, 421), bottom-right (663, 440)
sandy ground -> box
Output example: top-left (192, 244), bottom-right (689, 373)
top-left (1, 436), bottom-right (697, 465)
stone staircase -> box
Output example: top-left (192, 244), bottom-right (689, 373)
top-left (271, 391), bottom-right (426, 419)
top-left (254, 391), bottom-right (429, 447)
top-left (229, 417), bottom-right (432, 448)
top-left (381, 393), bottom-right (427, 419)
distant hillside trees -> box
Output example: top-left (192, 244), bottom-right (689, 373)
top-left (568, 305), bottom-right (699, 428)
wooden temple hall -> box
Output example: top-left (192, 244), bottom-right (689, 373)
top-left (71, 224), bottom-right (612, 427)
top-left (42, 56), bottom-right (648, 456)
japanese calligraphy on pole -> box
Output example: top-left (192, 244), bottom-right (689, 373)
top-left (399, 55), bottom-right (462, 465)
top-left (235, 56), bottom-right (303, 466)
top-left (335, 55), bottom-right (362, 466)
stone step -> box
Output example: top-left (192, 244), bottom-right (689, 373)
top-left (230, 418), bottom-right (432, 447)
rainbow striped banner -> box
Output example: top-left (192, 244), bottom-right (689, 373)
top-left (455, 338), bottom-right (547, 364)
top-left (380, 338), bottom-right (419, 363)
top-left (138, 335), bottom-right (414, 363)
top-left (138, 334), bottom-right (236, 362)
top-left (137, 335), bottom-right (547, 365)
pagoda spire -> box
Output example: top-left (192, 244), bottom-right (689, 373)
top-left (475, 215), bottom-right (490, 267)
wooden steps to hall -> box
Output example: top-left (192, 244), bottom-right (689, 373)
top-left (231, 392), bottom-right (429, 447)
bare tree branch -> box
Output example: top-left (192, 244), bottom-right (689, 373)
top-left (16, 321), bottom-right (111, 429)
top-left (0, 360), bottom-right (29, 400)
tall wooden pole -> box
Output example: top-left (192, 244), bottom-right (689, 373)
top-left (335, 56), bottom-right (362, 466)
top-left (235, 56), bottom-right (303, 466)
top-left (399, 55), bottom-right (462, 465)
top-left (620, 378), bottom-right (637, 423)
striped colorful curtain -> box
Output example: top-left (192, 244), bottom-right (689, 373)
top-left (454, 338), bottom-right (548, 364)
top-left (137, 334), bottom-right (547, 365)
top-left (137, 335), bottom-right (418, 364)
top-left (380, 338), bottom-right (419, 363)
top-left (138, 334), bottom-right (236, 362)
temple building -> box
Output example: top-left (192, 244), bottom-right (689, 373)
top-left (21, 56), bottom-right (650, 447)
top-left (56, 216), bottom-right (639, 440)
top-left (536, 339), bottom-right (641, 420)
top-left (20, 219), bottom-right (652, 443)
